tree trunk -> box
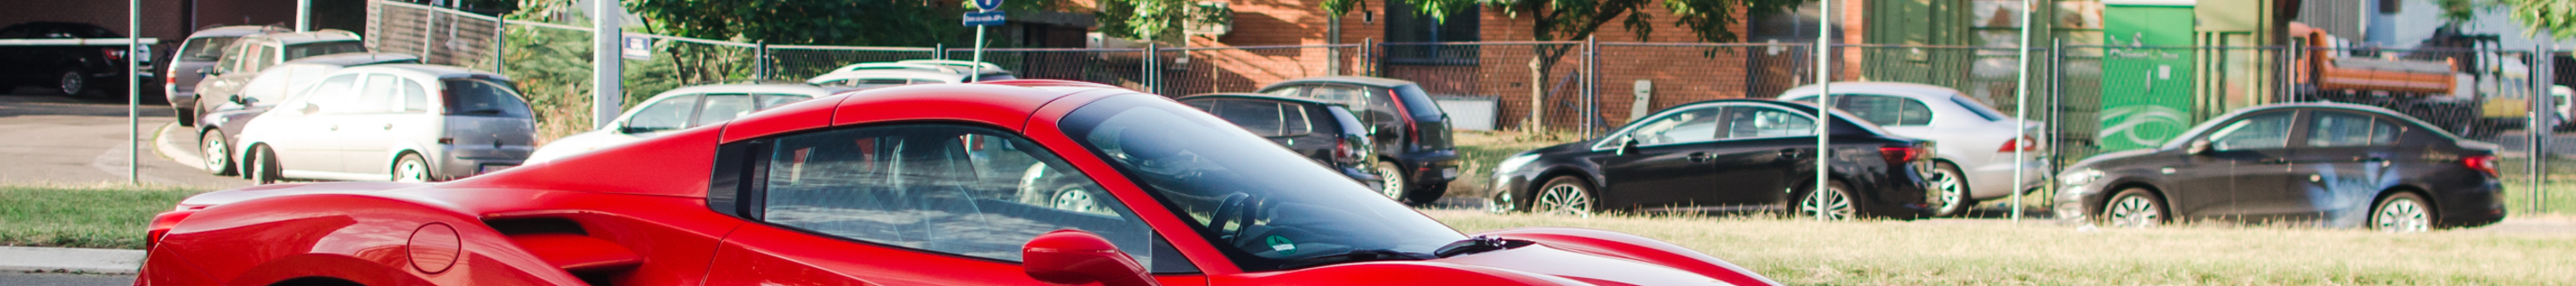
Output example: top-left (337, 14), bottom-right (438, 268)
top-left (1527, 51), bottom-right (1547, 133)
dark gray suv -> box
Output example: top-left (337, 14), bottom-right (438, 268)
top-left (1180, 93), bottom-right (1385, 195)
top-left (1256, 76), bottom-right (1459, 206)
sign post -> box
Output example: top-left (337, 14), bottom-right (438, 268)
top-left (966, 0), bottom-right (1005, 82)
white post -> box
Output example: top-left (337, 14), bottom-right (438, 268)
top-left (296, 0), bottom-right (312, 31)
top-left (129, 0), bottom-right (141, 184)
top-left (971, 26), bottom-right (986, 82)
top-left (591, 0), bottom-right (623, 129)
top-left (1811, 0), bottom-right (1833, 220)
top-left (2009, 0), bottom-right (2036, 223)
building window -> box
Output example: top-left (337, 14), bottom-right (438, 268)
top-left (1384, 2), bottom-right (1479, 65)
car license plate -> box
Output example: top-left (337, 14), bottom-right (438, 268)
top-left (1441, 167), bottom-right (1457, 179)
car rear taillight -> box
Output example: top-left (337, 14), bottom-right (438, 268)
top-left (144, 205), bottom-right (205, 250)
top-left (1998, 135), bottom-right (2039, 152)
top-left (1880, 145), bottom-right (1928, 166)
top-left (2463, 155), bottom-right (2500, 177)
top-left (102, 48), bottom-right (124, 62)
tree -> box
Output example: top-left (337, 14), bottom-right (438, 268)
top-left (2435, 0), bottom-right (2576, 39)
top-left (1384, 0), bottom-right (1801, 132)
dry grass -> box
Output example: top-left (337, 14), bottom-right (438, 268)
top-left (1426, 209), bottom-right (2576, 285)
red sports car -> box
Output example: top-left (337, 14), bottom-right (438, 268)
top-left (139, 80), bottom-right (1780, 286)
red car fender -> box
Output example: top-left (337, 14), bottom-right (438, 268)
top-left (1479, 227), bottom-right (1781, 286)
top-left (1215, 261), bottom-right (1599, 285)
top-left (154, 194), bottom-right (585, 286)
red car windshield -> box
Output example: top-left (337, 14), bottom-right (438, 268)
top-left (1059, 94), bottom-right (1466, 271)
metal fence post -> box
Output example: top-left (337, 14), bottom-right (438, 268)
top-left (1583, 35), bottom-right (1597, 139)
top-left (492, 18), bottom-right (505, 73)
top-left (1360, 38), bottom-right (1374, 76)
top-left (754, 40), bottom-right (769, 81)
top-left (1145, 41), bottom-right (1159, 94)
top-left (2045, 38), bottom-right (2064, 205)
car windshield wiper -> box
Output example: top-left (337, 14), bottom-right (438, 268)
top-left (1278, 248), bottom-right (1434, 269)
top-left (1432, 235), bottom-right (1520, 258)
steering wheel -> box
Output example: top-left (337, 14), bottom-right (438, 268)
top-left (1208, 193), bottom-right (1263, 242)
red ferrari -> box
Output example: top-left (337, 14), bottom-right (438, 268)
top-left (139, 80), bottom-right (1780, 286)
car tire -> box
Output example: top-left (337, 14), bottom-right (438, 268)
top-left (248, 146), bottom-right (281, 184)
top-left (175, 107), bottom-right (197, 127)
top-left (200, 131), bottom-right (233, 176)
top-left (393, 153), bottom-right (433, 182)
top-left (2369, 192), bottom-right (2436, 232)
top-left (1531, 176), bottom-right (1599, 217)
top-left (1793, 181), bottom-right (1860, 221)
top-left (56, 70), bottom-right (87, 97)
top-left (1926, 162), bottom-right (1975, 217)
top-left (1374, 161), bottom-right (1411, 204)
top-left (2100, 188), bottom-right (2167, 228)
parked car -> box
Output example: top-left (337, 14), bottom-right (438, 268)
top-left (233, 64), bottom-right (536, 183)
top-left (141, 80), bottom-right (1780, 286)
top-left (1487, 99), bottom-right (1936, 220)
top-left (526, 82), bottom-right (844, 163)
top-left (806, 60), bottom-right (1013, 88)
top-left (164, 25), bottom-right (290, 125)
top-left (1178, 93), bottom-right (1384, 194)
top-left (196, 53), bottom-right (419, 176)
top-left (1256, 76), bottom-right (1460, 206)
top-left (184, 29), bottom-right (369, 126)
top-left (2055, 103), bottom-right (2507, 231)
top-left (0, 21), bottom-right (153, 97)
top-left (1778, 82), bottom-right (2049, 216)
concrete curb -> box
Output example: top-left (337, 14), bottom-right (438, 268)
top-left (0, 247), bottom-right (143, 274)
top-left (152, 122), bottom-right (206, 172)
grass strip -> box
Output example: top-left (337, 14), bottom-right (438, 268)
top-left (1428, 210), bottom-right (2576, 285)
top-left (0, 184), bottom-right (208, 249)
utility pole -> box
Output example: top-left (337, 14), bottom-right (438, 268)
top-left (591, 0), bottom-right (622, 129)
top-left (296, 0), bottom-right (311, 31)
top-left (2009, 0), bottom-right (2036, 223)
top-left (1810, 0), bottom-right (1834, 220)
top-left (129, 0), bottom-right (141, 184)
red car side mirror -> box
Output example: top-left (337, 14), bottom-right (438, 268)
top-left (1021, 230), bottom-right (1159, 286)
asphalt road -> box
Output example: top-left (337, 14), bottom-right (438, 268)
top-left (0, 88), bottom-right (248, 188)
top-left (0, 272), bottom-right (131, 286)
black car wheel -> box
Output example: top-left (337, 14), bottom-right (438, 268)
top-left (2369, 192), bottom-right (2435, 233)
top-left (200, 131), bottom-right (233, 176)
top-left (1795, 181), bottom-right (1859, 221)
top-left (1531, 176), bottom-right (1597, 217)
top-left (248, 146), bottom-right (281, 184)
top-left (1926, 162), bottom-right (1974, 217)
top-left (2101, 188), bottom-right (2167, 228)
top-left (57, 70), bottom-right (87, 97)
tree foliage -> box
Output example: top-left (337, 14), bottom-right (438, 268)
top-left (2442, 0), bottom-right (2576, 39)
top-left (1097, 0), bottom-right (1190, 42)
top-left (1392, 0), bottom-right (1801, 43)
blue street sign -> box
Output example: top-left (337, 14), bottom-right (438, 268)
top-left (963, 11), bottom-right (1007, 27)
top-left (971, 0), bottom-right (1004, 11)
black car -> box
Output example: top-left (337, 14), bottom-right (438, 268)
top-left (2055, 103), bottom-right (2507, 231)
top-left (0, 21), bottom-right (153, 97)
top-left (1257, 76), bottom-right (1459, 206)
top-left (1487, 99), bottom-right (1936, 220)
top-left (1179, 93), bottom-right (1385, 194)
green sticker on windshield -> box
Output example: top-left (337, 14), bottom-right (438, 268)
top-left (1265, 235), bottom-right (1297, 255)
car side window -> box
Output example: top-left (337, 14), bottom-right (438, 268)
top-left (214, 43), bottom-right (248, 73)
top-left (248, 45), bottom-right (277, 72)
top-left (758, 124), bottom-right (1158, 266)
top-left (1725, 106), bottom-right (1818, 139)
top-left (1837, 95), bottom-right (1933, 126)
top-left (344, 74), bottom-right (400, 114)
top-left (0, 26), bottom-right (27, 38)
top-left (1213, 100), bottom-right (1310, 137)
top-left (2207, 112), bottom-right (2295, 151)
top-left (398, 79), bottom-right (430, 113)
top-left (625, 95), bottom-right (699, 132)
top-left (1261, 86), bottom-right (1302, 97)
top-left (2308, 112), bottom-right (2402, 147)
top-left (1624, 106), bottom-right (1724, 145)
top-left (692, 94), bottom-right (757, 128)
top-left (301, 74), bottom-right (362, 112)
top-left (754, 94), bottom-right (811, 109)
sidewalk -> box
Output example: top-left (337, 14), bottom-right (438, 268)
top-left (0, 247), bottom-right (142, 274)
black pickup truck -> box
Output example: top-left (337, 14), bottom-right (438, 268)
top-left (0, 21), bottom-right (155, 97)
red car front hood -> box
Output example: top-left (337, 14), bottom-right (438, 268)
top-left (175, 181), bottom-right (427, 209)
top-left (1428, 245), bottom-right (1741, 286)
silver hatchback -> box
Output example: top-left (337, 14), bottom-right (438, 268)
top-left (234, 64), bottom-right (537, 183)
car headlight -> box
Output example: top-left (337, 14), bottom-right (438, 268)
top-left (1493, 153), bottom-right (1540, 175)
top-left (2057, 168), bottom-right (2104, 187)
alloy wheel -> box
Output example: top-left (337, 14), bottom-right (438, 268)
top-left (1376, 163), bottom-right (1407, 201)
top-left (1052, 187), bottom-right (1100, 214)
top-left (58, 71), bottom-right (84, 96)
top-left (1533, 184), bottom-right (1592, 217)
top-left (2106, 194), bottom-right (2163, 228)
top-left (1927, 167), bottom-right (1967, 215)
top-left (200, 132), bottom-right (230, 175)
top-left (1798, 184), bottom-right (1855, 221)
top-left (394, 157), bottom-right (431, 182)
top-left (2373, 198), bottom-right (2431, 232)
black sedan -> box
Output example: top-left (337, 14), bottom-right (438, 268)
top-left (2055, 103), bottom-right (2507, 231)
top-left (1488, 99), bottom-right (1936, 220)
